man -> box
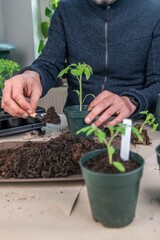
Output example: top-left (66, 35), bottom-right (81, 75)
top-left (2, 0), bottom-right (160, 127)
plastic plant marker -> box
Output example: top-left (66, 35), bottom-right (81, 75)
top-left (120, 119), bottom-right (132, 161)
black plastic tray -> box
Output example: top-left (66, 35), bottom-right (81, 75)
top-left (0, 106), bottom-right (46, 137)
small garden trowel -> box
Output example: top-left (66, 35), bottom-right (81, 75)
top-left (30, 113), bottom-right (44, 122)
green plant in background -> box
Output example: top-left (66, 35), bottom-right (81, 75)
top-left (0, 59), bottom-right (20, 90)
top-left (77, 124), bottom-right (143, 172)
top-left (38, 0), bottom-right (60, 54)
top-left (139, 110), bottom-right (158, 133)
top-left (58, 63), bottom-right (95, 111)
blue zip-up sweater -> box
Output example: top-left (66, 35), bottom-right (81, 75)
top-left (23, 0), bottom-right (160, 118)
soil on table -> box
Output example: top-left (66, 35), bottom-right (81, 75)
top-left (131, 123), bottom-right (151, 145)
top-left (0, 132), bottom-right (104, 179)
top-left (42, 106), bottom-right (61, 124)
top-left (84, 152), bottom-right (140, 174)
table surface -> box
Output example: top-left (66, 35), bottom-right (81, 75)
top-left (0, 115), bottom-right (160, 240)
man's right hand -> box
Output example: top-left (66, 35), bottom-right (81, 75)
top-left (1, 70), bottom-right (42, 118)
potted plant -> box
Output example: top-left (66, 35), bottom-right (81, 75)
top-left (77, 124), bottom-right (144, 228)
top-left (131, 110), bottom-right (158, 145)
top-left (0, 58), bottom-right (20, 91)
top-left (0, 58), bottom-right (20, 104)
top-left (0, 58), bottom-right (21, 127)
top-left (58, 63), bottom-right (95, 135)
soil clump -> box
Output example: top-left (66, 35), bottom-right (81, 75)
top-left (43, 106), bottom-right (61, 124)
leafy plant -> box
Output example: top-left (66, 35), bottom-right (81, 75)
top-left (38, 0), bottom-right (60, 54)
top-left (139, 110), bottom-right (158, 133)
top-left (77, 124), bottom-right (143, 172)
top-left (58, 63), bottom-right (95, 111)
top-left (0, 59), bottom-right (20, 89)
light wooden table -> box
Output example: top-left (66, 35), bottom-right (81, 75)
top-left (0, 117), bottom-right (160, 240)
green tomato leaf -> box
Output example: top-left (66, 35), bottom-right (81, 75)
top-left (71, 69), bottom-right (78, 77)
top-left (0, 76), bottom-right (5, 89)
top-left (86, 128), bottom-right (96, 136)
top-left (116, 123), bottom-right (126, 135)
top-left (41, 21), bottom-right (50, 38)
top-left (140, 110), bottom-right (148, 115)
top-left (58, 68), bottom-right (69, 78)
top-left (152, 123), bottom-right (158, 132)
top-left (113, 161), bottom-right (125, 173)
top-left (73, 90), bottom-right (80, 96)
top-left (71, 69), bottom-right (82, 77)
top-left (0, 65), bottom-right (5, 74)
top-left (107, 125), bottom-right (114, 132)
top-left (5, 65), bottom-right (12, 75)
top-left (51, 0), bottom-right (60, 10)
top-left (38, 40), bottom-right (45, 54)
top-left (132, 126), bottom-right (143, 142)
top-left (151, 117), bottom-right (155, 123)
top-left (58, 64), bottom-right (77, 78)
top-left (95, 129), bottom-right (106, 143)
top-left (84, 68), bottom-right (91, 80)
top-left (45, 6), bottom-right (54, 18)
top-left (109, 146), bottom-right (115, 155)
top-left (76, 126), bottom-right (93, 135)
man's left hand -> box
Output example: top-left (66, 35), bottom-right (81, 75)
top-left (84, 90), bottom-right (137, 127)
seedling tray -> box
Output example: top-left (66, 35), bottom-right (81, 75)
top-left (0, 106), bottom-right (46, 137)
top-left (0, 141), bottom-right (83, 182)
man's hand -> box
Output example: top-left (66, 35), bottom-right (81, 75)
top-left (1, 70), bottom-right (42, 118)
top-left (84, 90), bottom-right (137, 127)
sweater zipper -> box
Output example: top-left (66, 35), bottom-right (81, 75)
top-left (102, 5), bottom-right (111, 92)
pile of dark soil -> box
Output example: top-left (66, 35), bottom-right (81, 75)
top-left (43, 106), bottom-right (61, 124)
top-left (0, 132), bottom-right (104, 179)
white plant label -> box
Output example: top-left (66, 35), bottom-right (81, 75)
top-left (120, 119), bottom-right (132, 161)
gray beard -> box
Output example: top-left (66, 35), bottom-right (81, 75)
top-left (94, 0), bottom-right (117, 4)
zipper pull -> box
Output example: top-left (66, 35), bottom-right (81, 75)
top-left (107, 5), bottom-right (111, 11)
top-left (106, 5), bottom-right (111, 21)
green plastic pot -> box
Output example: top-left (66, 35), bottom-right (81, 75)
top-left (155, 145), bottom-right (160, 165)
top-left (80, 148), bottom-right (144, 228)
top-left (64, 105), bottom-right (90, 136)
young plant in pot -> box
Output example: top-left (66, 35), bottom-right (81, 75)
top-left (0, 58), bottom-right (20, 111)
top-left (131, 110), bottom-right (158, 145)
top-left (58, 63), bottom-right (95, 135)
top-left (0, 58), bottom-right (20, 97)
top-left (0, 58), bottom-right (21, 128)
top-left (77, 122), bottom-right (144, 228)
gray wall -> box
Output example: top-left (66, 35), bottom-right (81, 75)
top-left (0, 0), bottom-right (4, 42)
top-left (0, 0), bottom-right (36, 67)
